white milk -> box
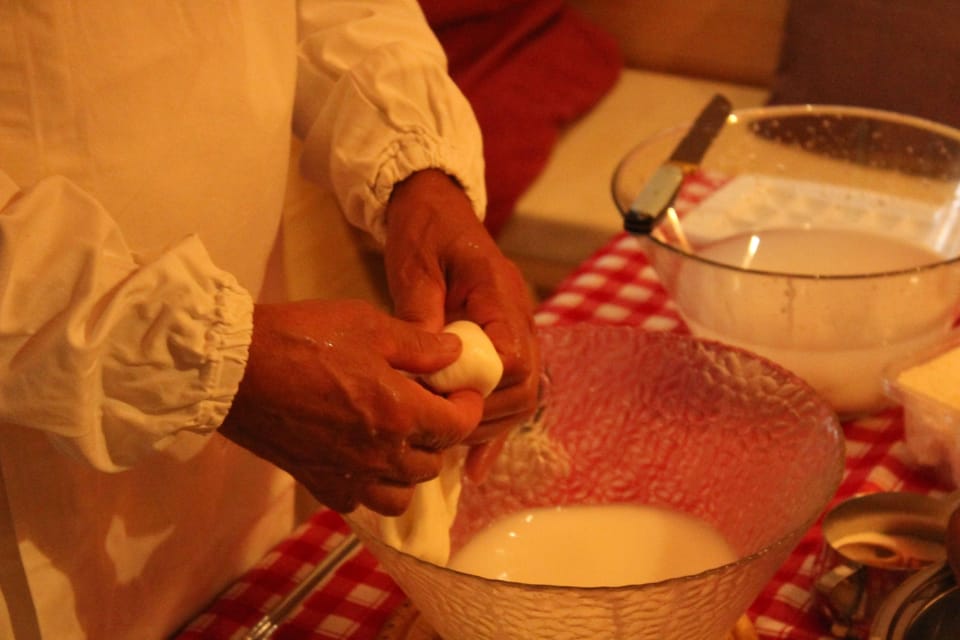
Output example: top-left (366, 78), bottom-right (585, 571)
top-left (697, 227), bottom-right (940, 274)
top-left (687, 320), bottom-right (947, 414)
top-left (673, 228), bottom-right (957, 414)
top-left (447, 503), bottom-right (737, 587)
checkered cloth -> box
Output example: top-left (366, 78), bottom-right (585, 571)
top-left (179, 177), bottom-right (954, 639)
top-left (177, 508), bottom-right (405, 640)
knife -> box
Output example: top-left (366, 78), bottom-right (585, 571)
top-left (622, 94), bottom-right (732, 235)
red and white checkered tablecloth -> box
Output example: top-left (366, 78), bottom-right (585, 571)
top-left (177, 229), bottom-right (954, 640)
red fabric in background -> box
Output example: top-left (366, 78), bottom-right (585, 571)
top-left (419, 0), bottom-right (623, 237)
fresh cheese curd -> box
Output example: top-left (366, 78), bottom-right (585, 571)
top-left (448, 503), bottom-right (738, 587)
top-left (379, 320), bottom-right (503, 566)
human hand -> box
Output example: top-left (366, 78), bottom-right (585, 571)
top-left (219, 299), bottom-right (484, 515)
top-left (383, 170), bottom-right (541, 481)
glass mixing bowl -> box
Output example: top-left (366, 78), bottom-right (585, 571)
top-left (612, 105), bottom-right (960, 416)
top-left (347, 323), bottom-right (844, 639)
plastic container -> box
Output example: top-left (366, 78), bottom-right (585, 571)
top-left (884, 331), bottom-right (960, 488)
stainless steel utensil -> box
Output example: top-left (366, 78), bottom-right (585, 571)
top-left (620, 93), bottom-right (732, 235)
top-left (244, 532), bottom-right (361, 640)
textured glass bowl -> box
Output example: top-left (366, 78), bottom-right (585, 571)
top-left (347, 323), bottom-right (844, 640)
top-left (612, 105), bottom-right (960, 416)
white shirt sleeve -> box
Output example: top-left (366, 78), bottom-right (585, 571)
top-left (0, 173), bottom-right (253, 472)
top-left (293, 0), bottom-right (487, 244)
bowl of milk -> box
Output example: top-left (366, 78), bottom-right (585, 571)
top-left (347, 323), bottom-right (844, 640)
top-left (612, 105), bottom-right (960, 416)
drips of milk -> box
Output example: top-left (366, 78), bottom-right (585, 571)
top-left (379, 321), bottom-right (503, 565)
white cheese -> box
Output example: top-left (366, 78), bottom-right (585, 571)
top-left (379, 320), bottom-right (503, 565)
top-left (898, 345), bottom-right (960, 411)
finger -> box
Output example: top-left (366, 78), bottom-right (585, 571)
top-left (314, 490), bottom-right (359, 514)
top-left (386, 446), bottom-right (443, 484)
top-left (464, 433), bottom-right (509, 483)
top-left (433, 388), bottom-right (485, 437)
top-left (396, 383), bottom-right (484, 446)
top-left (475, 374), bottom-right (540, 427)
top-left (463, 412), bottom-right (528, 446)
top-left (358, 374), bottom-right (482, 478)
top-left (360, 481), bottom-right (416, 516)
top-left (383, 320), bottom-right (462, 375)
top-left (490, 319), bottom-right (538, 388)
top-left (454, 268), bottom-right (536, 374)
top-left (302, 472), bottom-right (360, 514)
top-left (456, 294), bottom-right (536, 390)
top-left (407, 428), bottom-right (462, 453)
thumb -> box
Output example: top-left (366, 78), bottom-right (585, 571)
top-left (385, 319), bottom-right (461, 374)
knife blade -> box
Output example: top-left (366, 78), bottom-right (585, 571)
top-left (623, 94), bottom-right (732, 235)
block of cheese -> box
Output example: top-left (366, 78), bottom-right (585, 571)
top-left (898, 344), bottom-right (960, 411)
top-left (891, 338), bottom-right (960, 488)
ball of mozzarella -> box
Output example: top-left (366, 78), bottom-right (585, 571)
top-left (422, 320), bottom-right (503, 398)
top-left (384, 321), bottom-right (502, 565)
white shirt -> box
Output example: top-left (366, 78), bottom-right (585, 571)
top-left (0, 1), bottom-right (485, 637)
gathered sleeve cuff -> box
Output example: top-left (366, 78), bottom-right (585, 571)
top-left (0, 174), bottom-right (253, 471)
top-left (293, 0), bottom-right (486, 244)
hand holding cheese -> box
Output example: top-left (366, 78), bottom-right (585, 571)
top-left (384, 170), bottom-right (541, 453)
top-left (380, 320), bottom-right (503, 564)
top-left (421, 321), bottom-right (504, 398)
top-left (221, 301), bottom-right (485, 516)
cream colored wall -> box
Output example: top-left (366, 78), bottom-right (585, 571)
top-left (567, 0), bottom-right (789, 86)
